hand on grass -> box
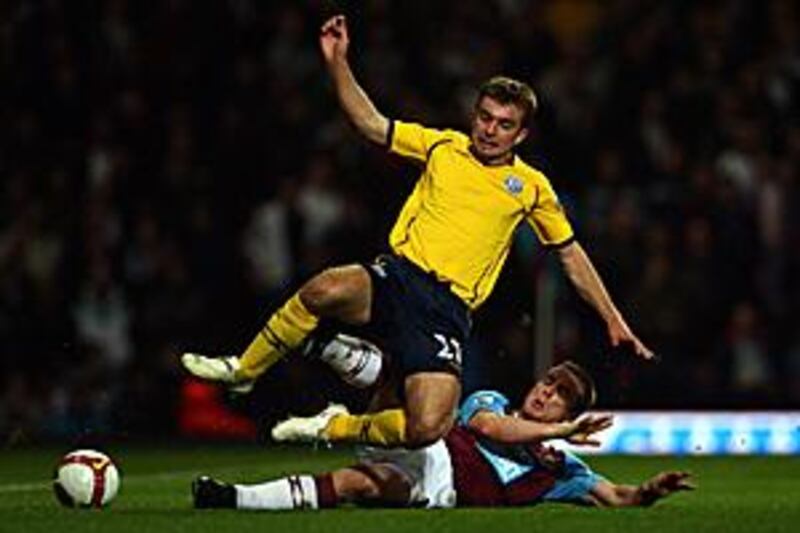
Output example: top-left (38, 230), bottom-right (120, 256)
top-left (639, 471), bottom-right (696, 505)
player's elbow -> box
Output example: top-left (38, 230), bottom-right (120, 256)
top-left (357, 114), bottom-right (390, 145)
top-left (467, 417), bottom-right (502, 441)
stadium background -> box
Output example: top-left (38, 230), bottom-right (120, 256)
top-left (1, 0), bottom-right (799, 447)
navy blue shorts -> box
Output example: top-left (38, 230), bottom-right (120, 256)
top-left (359, 254), bottom-right (472, 377)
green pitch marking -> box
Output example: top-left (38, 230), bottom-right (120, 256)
top-left (1, 446), bottom-right (798, 533)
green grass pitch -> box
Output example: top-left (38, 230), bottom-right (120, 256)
top-left (1, 445), bottom-right (798, 533)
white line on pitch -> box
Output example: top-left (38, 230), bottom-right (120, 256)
top-left (0, 465), bottom-right (253, 494)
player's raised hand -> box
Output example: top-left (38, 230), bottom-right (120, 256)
top-left (320, 15), bottom-right (349, 64)
top-left (564, 414), bottom-right (614, 447)
top-left (608, 316), bottom-right (656, 361)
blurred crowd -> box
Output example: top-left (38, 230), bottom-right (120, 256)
top-left (1, 0), bottom-right (799, 442)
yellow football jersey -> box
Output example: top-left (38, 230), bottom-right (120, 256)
top-left (388, 120), bottom-right (574, 310)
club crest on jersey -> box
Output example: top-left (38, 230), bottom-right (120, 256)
top-left (504, 175), bottom-right (524, 196)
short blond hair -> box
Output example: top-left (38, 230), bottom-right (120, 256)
top-left (477, 76), bottom-right (538, 124)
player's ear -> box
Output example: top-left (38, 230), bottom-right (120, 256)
top-left (514, 127), bottom-right (529, 146)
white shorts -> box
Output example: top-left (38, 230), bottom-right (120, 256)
top-left (355, 440), bottom-right (457, 508)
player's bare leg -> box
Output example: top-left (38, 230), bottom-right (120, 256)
top-left (191, 463), bottom-right (409, 510)
top-left (275, 371), bottom-right (460, 448)
top-left (332, 464), bottom-right (411, 506)
top-left (402, 372), bottom-right (460, 446)
top-left (366, 374), bottom-right (403, 411)
top-left (182, 264), bottom-right (373, 391)
top-left (322, 371), bottom-right (460, 447)
top-left (299, 265), bottom-right (372, 323)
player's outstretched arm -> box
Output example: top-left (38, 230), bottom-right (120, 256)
top-left (468, 411), bottom-right (613, 445)
top-left (557, 241), bottom-right (655, 360)
top-left (587, 471), bottom-right (695, 507)
top-left (320, 15), bottom-right (390, 145)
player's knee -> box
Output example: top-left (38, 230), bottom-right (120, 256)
top-left (344, 467), bottom-right (410, 506)
top-left (300, 267), bottom-right (370, 322)
top-left (299, 271), bottom-right (346, 313)
top-left (345, 473), bottom-right (381, 500)
top-left (405, 412), bottom-right (452, 447)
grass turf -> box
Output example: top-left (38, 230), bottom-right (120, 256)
top-left (1, 445), bottom-right (797, 533)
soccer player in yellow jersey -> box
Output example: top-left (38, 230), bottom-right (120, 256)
top-left (182, 14), bottom-right (654, 448)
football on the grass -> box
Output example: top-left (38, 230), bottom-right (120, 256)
top-left (53, 449), bottom-right (120, 508)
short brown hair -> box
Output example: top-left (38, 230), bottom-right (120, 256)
top-left (553, 360), bottom-right (597, 418)
top-left (477, 76), bottom-right (538, 124)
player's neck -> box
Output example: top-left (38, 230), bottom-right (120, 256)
top-left (469, 145), bottom-right (515, 167)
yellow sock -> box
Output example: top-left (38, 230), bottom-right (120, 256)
top-left (237, 293), bottom-right (319, 380)
top-left (324, 409), bottom-right (407, 446)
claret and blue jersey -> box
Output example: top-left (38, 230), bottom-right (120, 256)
top-left (456, 390), bottom-right (605, 505)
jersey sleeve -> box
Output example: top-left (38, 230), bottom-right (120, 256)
top-left (389, 120), bottom-right (451, 163)
top-left (542, 451), bottom-right (606, 504)
top-left (457, 390), bottom-right (510, 426)
top-left (526, 179), bottom-right (575, 247)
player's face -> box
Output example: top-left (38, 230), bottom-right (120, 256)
top-left (520, 366), bottom-right (583, 423)
top-left (470, 96), bottom-right (528, 165)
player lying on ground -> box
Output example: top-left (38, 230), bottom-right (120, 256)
top-left (191, 361), bottom-right (694, 510)
top-left (182, 13), bottom-right (653, 450)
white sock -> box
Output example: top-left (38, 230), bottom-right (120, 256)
top-left (235, 475), bottom-right (318, 511)
top-left (319, 334), bottom-right (383, 388)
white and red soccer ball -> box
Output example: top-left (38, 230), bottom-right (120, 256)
top-left (53, 449), bottom-right (120, 508)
